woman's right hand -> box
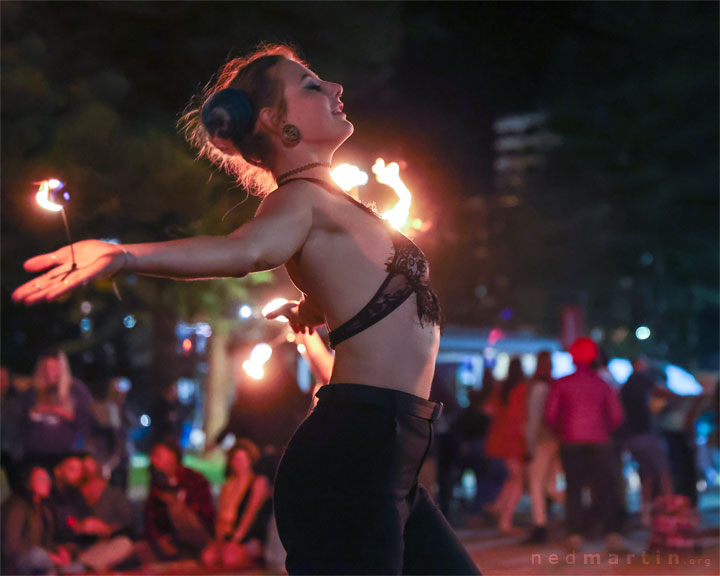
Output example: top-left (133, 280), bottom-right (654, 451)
top-left (12, 240), bottom-right (128, 305)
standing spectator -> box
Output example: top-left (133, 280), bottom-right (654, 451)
top-left (620, 357), bottom-right (673, 525)
top-left (545, 337), bottom-right (625, 552)
top-left (451, 385), bottom-right (502, 523)
top-left (19, 349), bottom-right (94, 463)
top-left (2, 465), bottom-right (69, 575)
top-left (485, 357), bottom-right (528, 533)
top-left (658, 393), bottom-right (704, 507)
top-left (89, 377), bottom-right (136, 489)
top-left (524, 351), bottom-right (562, 543)
top-left (202, 439), bottom-right (272, 569)
top-left (1, 366), bottom-right (25, 492)
top-left (594, 346), bottom-right (629, 524)
top-left (144, 437), bottom-right (215, 559)
top-left (149, 381), bottom-right (188, 446)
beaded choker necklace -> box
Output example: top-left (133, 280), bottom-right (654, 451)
top-left (276, 162), bottom-right (331, 185)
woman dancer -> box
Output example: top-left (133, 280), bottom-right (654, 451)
top-left (13, 44), bottom-right (479, 575)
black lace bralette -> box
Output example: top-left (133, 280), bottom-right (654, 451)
top-left (278, 177), bottom-right (443, 348)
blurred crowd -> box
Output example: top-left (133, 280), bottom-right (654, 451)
top-left (0, 347), bottom-right (292, 575)
top-left (432, 338), bottom-right (718, 553)
top-left (1, 340), bottom-right (717, 574)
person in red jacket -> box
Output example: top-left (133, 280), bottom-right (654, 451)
top-left (544, 338), bottom-right (625, 552)
top-left (144, 438), bottom-right (215, 559)
top-left (485, 357), bottom-right (527, 533)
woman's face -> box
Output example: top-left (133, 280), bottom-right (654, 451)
top-left (230, 449), bottom-right (252, 477)
top-left (29, 467), bottom-right (52, 499)
top-left (273, 59), bottom-right (353, 150)
top-left (58, 457), bottom-right (84, 487)
top-left (83, 456), bottom-right (101, 479)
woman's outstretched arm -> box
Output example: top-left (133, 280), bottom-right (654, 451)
top-left (12, 185), bottom-right (313, 305)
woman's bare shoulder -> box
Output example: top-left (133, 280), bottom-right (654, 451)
top-left (263, 179), bottom-right (334, 207)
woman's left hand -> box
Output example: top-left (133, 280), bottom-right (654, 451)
top-left (12, 240), bottom-right (128, 305)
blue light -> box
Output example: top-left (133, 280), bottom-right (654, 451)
top-left (608, 358), bottom-right (633, 384)
top-left (80, 318), bottom-right (92, 333)
top-left (177, 378), bottom-right (196, 402)
top-left (140, 414), bottom-right (151, 427)
top-left (665, 364), bottom-right (703, 396)
top-left (123, 315), bottom-right (136, 329)
top-left (551, 352), bottom-right (576, 378)
top-left (500, 308), bottom-right (514, 321)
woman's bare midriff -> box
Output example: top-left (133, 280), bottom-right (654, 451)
top-left (283, 181), bottom-right (441, 400)
top-left (328, 295), bottom-right (440, 399)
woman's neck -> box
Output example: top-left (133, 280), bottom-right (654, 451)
top-left (272, 149), bottom-right (334, 184)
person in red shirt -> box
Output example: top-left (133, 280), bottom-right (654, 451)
top-left (544, 337), bottom-right (625, 552)
top-left (144, 438), bottom-right (215, 559)
top-left (485, 357), bottom-right (527, 533)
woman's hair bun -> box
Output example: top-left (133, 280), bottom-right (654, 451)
top-left (201, 88), bottom-right (254, 146)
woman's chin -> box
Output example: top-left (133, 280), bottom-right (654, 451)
top-left (337, 121), bottom-right (354, 144)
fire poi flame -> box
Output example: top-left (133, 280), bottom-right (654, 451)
top-left (330, 164), bottom-right (369, 192)
top-left (35, 179), bottom-right (68, 212)
top-left (242, 343), bottom-right (273, 380)
top-left (331, 160), bottom-right (426, 232)
top-left (372, 159), bottom-right (412, 231)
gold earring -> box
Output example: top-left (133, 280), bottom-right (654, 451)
top-left (282, 124), bottom-right (301, 146)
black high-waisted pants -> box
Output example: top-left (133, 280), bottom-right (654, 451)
top-left (274, 384), bottom-right (481, 575)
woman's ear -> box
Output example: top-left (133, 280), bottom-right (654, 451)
top-left (258, 107), bottom-right (283, 136)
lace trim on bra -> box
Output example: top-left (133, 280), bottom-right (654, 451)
top-left (277, 177), bottom-right (443, 348)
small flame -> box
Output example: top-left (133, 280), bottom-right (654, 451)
top-left (372, 159), bottom-right (411, 231)
top-left (242, 343), bottom-right (273, 380)
top-left (331, 164), bottom-right (369, 192)
top-left (262, 298), bottom-right (289, 322)
top-left (35, 179), bottom-right (65, 212)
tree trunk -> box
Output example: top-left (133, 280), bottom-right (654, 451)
top-left (204, 330), bottom-right (231, 446)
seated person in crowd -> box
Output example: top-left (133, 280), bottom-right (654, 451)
top-left (81, 454), bottom-right (102, 481)
top-left (50, 454), bottom-right (91, 545)
top-left (202, 439), bottom-right (272, 569)
top-left (144, 437), bottom-right (215, 559)
top-left (2, 465), bottom-right (71, 575)
top-left (50, 453), bottom-right (134, 572)
top-left (81, 469), bottom-right (133, 537)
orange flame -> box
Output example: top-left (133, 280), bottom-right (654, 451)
top-left (372, 159), bottom-right (411, 231)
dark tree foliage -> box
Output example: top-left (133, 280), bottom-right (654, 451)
top-left (1, 2), bottom-right (717, 381)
